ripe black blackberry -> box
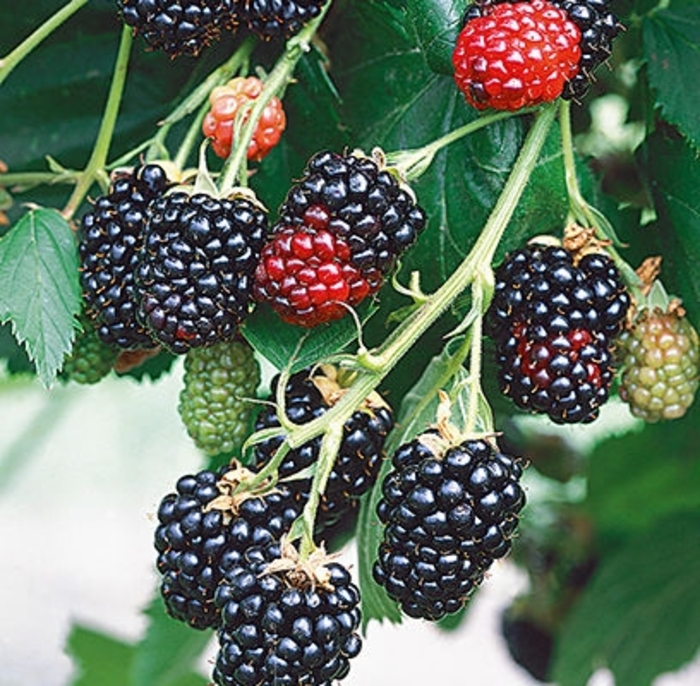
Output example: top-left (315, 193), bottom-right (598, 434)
top-left (79, 164), bottom-right (170, 349)
top-left (213, 541), bottom-right (362, 685)
top-left (278, 150), bottom-right (427, 290)
top-left (487, 243), bottom-right (630, 424)
top-left (154, 463), bottom-right (299, 630)
top-left (239, 0), bottom-right (327, 40)
top-left (136, 192), bottom-right (267, 354)
top-left (115, 0), bottom-right (238, 57)
top-left (373, 434), bottom-right (526, 621)
top-left (253, 366), bottom-right (394, 532)
top-left (462, 0), bottom-right (623, 100)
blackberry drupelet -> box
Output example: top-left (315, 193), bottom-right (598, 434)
top-left (487, 243), bottom-right (630, 424)
top-left (618, 306), bottom-right (699, 422)
top-left (79, 164), bottom-right (170, 349)
top-left (253, 225), bottom-right (373, 328)
top-left (154, 464), bottom-right (299, 629)
top-left (61, 313), bottom-right (119, 384)
top-left (213, 542), bottom-right (362, 685)
top-left (278, 150), bottom-right (427, 288)
top-left (238, 0), bottom-right (327, 40)
top-left (136, 192), bottom-right (266, 354)
top-left (115, 0), bottom-right (238, 57)
top-left (550, 0), bottom-right (624, 100)
top-left (453, 0), bottom-right (581, 111)
top-left (178, 339), bottom-right (261, 456)
top-left (253, 366), bottom-right (394, 532)
top-left (373, 435), bottom-right (526, 621)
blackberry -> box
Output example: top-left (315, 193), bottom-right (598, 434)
top-left (61, 313), bottom-right (118, 384)
top-left (154, 463), bottom-right (299, 629)
top-left (278, 150), bottom-right (427, 288)
top-left (253, 225), bottom-right (374, 328)
top-left (79, 164), bottom-right (170, 349)
top-left (213, 542), bottom-right (362, 685)
top-left (487, 243), bottom-right (630, 424)
top-left (618, 306), bottom-right (699, 422)
top-left (550, 0), bottom-right (624, 100)
top-left (178, 339), bottom-right (261, 456)
top-left (115, 0), bottom-right (238, 57)
top-left (254, 366), bottom-right (394, 532)
top-left (136, 192), bottom-right (267, 354)
top-left (238, 0), bottom-right (327, 40)
top-left (373, 435), bottom-right (526, 621)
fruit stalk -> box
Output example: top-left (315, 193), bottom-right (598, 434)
top-left (218, 2), bottom-right (332, 194)
top-left (62, 24), bottom-right (133, 220)
top-left (0, 0), bottom-right (89, 87)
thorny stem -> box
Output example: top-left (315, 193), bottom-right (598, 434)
top-left (62, 25), bottom-right (133, 220)
top-left (0, 0), bottom-right (90, 87)
top-left (218, 3), bottom-right (331, 195)
top-left (244, 104), bottom-right (557, 556)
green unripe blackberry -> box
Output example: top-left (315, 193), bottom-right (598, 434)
top-left (618, 307), bottom-right (699, 422)
top-left (179, 339), bottom-right (260, 456)
top-left (61, 314), bottom-right (119, 385)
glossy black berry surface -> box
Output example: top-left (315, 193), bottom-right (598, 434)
top-left (136, 192), bottom-right (266, 354)
top-left (487, 244), bottom-right (630, 424)
top-left (373, 436), bottom-right (525, 621)
top-left (79, 164), bottom-right (170, 349)
top-left (239, 0), bottom-right (327, 40)
top-left (254, 368), bottom-right (394, 532)
top-left (213, 543), bottom-right (362, 686)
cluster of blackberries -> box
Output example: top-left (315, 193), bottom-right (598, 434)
top-left (254, 150), bottom-right (427, 327)
top-left (373, 434), bottom-right (526, 620)
top-left (154, 463), bottom-right (363, 685)
top-left (79, 165), bottom-right (267, 355)
top-left (487, 243), bottom-right (630, 424)
top-left (115, 0), bottom-right (328, 57)
top-left (253, 366), bottom-right (394, 533)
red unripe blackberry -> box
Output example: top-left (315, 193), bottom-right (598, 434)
top-left (136, 192), bottom-right (267, 354)
top-left (453, 0), bottom-right (581, 111)
top-left (213, 542), bottom-right (362, 685)
top-left (202, 76), bottom-right (286, 161)
top-left (373, 435), bottom-right (526, 621)
top-left (115, 0), bottom-right (238, 57)
top-left (154, 465), bottom-right (299, 630)
top-left (79, 164), bottom-right (170, 349)
top-left (487, 243), bottom-right (630, 423)
top-left (278, 150), bottom-right (427, 288)
top-left (238, 0), bottom-right (327, 40)
top-left (253, 225), bottom-right (374, 328)
top-left (253, 366), bottom-right (394, 533)
top-left (618, 307), bottom-right (700, 422)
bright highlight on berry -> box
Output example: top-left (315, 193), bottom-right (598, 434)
top-left (203, 76), bottom-right (286, 161)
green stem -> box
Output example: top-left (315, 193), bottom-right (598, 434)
top-left (386, 108), bottom-right (535, 182)
top-left (465, 284), bottom-right (484, 435)
top-left (0, 171), bottom-right (81, 189)
top-left (218, 3), bottom-right (331, 195)
top-left (173, 100), bottom-right (210, 169)
top-left (0, 0), bottom-right (90, 87)
top-left (62, 25), bottom-right (132, 220)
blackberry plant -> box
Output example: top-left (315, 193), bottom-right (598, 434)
top-left (2, 2), bottom-right (700, 686)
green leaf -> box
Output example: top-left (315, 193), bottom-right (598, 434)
top-left (643, 6), bottom-right (700, 149)
top-left (643, 127), bottom-right (700, 324)
top-left (406, 0), bottom-right (463, 75)
top-left (552, 513), bottom-right (700, 686)
top-left (0, 207), bottom-right (80, 386)
top-left (586, 402), bottom-right (700, 535)
top-left (67, 624), bottom-right (134, 686)
top-left (130, 597), bottom-right (209, 686)
top-left (241, 302), bottom-right (374, 373)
